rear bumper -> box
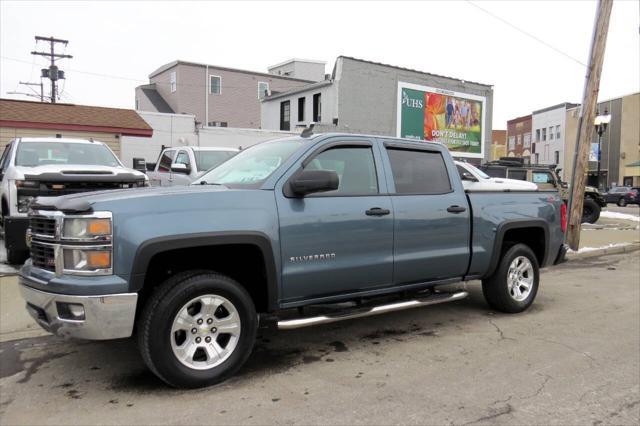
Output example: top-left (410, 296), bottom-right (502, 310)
top-left (3, 216), bottom-right (29, 252)
top-left (19, 275), bottom-right (138, 340)
top-left (554, 244), bottom-right (568, 265)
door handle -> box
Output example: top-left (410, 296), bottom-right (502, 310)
top-left (366, 207), bottom-right (391, 216)
top-left (447, 205), bottom-right (467, 213)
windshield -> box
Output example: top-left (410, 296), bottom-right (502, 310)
top-left (15, 142), bottom-right (120, 167)
top-left (463, 163), bottom-right (490, 179)
top-left (194, 139), bottom-right (304, 188)
top-left (194, 150), bottom-right (237, 171)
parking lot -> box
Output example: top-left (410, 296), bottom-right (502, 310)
top-left (1, 252), bottom-right (638, 425)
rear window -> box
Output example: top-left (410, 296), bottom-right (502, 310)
top-left (507, 169), bottom-right (527, 181)
top-left (387, 148), bottom-right (451, 194)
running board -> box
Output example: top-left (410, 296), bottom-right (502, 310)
top-left (277, 290), bottom-right (468, 330)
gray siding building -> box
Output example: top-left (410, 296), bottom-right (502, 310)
top-left (135, 60), bottom-right (318, 129)
top-left (261, 56), bottom-right (494, 161)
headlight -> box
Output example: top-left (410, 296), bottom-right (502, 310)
top-left (15, 180), bottom-right (39, 188)
top-left (63, 218), bottom-right (112, 240)
top-left (17, 195), bottom-right (36, 213)
top-left (63, 248), bottom-right (112, 273)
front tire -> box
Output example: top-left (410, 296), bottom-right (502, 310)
top-left (137, 271), bottom-right (257, 388)
top-left (482, 243), bottom-right (540, 313)
top-left (582, 198), bottom-right (600, 224)
top-left (617, 197), bottom-right (627, 207)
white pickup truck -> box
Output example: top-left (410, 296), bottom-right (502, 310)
top-left (146, 146), bottom-right (238, 186)
top-left (0, 137), bottom-right (148, 264)
top-left (455, 161), bottom-right (538, 191)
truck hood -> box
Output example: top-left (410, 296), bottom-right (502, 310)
top-left (489, 178), bottom-right (538, 189)
top-left (16, 164), bottom-right (147, 181)
top-left (31, 184), bottom-right (231, 213)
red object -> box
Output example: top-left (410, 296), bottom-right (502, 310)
top-left (561, 203), bottom-right (567, 233)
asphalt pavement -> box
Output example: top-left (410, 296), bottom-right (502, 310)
top-left (0, 252), bottom-right (638, 425)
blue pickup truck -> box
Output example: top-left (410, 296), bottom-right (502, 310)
top-left (19, 133), bottom-right (567, 388)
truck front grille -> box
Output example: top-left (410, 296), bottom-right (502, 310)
top-left (29, 216), bottom-right (57, 238)
top-left (30, 242), bottom-right (55, 272)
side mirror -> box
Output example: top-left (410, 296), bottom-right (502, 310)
top-left (146, 162), bottom-right (156, 171)
top-left (132, 157), bottom-right (147, 173)
top-left (461, 172), bottom-right (478, 182)
top-left (289, 169), bottom-right (339, 197)
top-left (171, 163), bottom-right (191, 174)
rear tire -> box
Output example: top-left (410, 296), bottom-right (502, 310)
top-left (482, 243), bottom-right (540, 313)
top-left (582, 198), bottom-right (600, 224)
top-left (137, 271), bottom-right (257, 388)
top-left (617, 197), bottom-right (627, 207)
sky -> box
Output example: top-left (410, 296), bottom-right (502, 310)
top-left (0, 0), bottom-right (638, 129)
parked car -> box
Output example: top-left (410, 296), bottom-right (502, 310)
top-left (455, 161), bottom-right (538, 191)
top-left (479, 158), bottom-right (606, 224)
top-left (19, 133), bottom-right (567, 388)
top-left (603, 186), bottom-right (639, 206)
top-left (0, 137), bottom-right (148, 264)
top-left (146, 146), bottom-right (238, 186)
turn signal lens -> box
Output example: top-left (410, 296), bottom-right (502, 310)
top-left (87, 219), bottom-right (111, 235)
top-left (87, 251), bottom-right (111, 269)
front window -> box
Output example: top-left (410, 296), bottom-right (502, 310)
top-left (193, 150), bottom-right (237, 171)
top-left (462, 162), bottom-right (490, 179)
top-left (15, 142), bottom-right (121, 167)
top-left (194, 139), bottom-right (303, 188)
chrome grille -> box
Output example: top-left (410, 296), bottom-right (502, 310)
top-left (29, 216), bottom-right (57, 238)
top-left (30, 242), bottom-right (55, 272)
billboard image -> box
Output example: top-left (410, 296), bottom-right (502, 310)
top-left (397, 82), bottom-right (486, 158)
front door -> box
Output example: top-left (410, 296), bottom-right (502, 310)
top-left (276, 140), bottom-right (393, 304)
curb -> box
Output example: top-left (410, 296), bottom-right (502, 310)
top-left (567, 241), bottom-right (640, 260)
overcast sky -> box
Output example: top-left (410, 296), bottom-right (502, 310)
top-left (1, 1), bottom-right (638, 128)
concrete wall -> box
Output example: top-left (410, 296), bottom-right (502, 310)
top-left (334, 57), bottom-right (494, 161)
top-left (120, 111), bottom-right (295, 167)
top-left (619, 93), bottom-right (640, 185)
top-left (268, 60), bottom-right (326, 82)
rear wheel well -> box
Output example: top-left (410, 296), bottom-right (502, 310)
top-left (502, 227), bottom-right (546, 266)
top-left (139, 244), bottom-right (270, 313)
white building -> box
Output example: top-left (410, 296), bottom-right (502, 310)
top-left (531, 102), bottom-right (578, 176)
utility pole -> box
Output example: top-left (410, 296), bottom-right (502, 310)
top-left (19, 81), bottom-right (45, 102)
top-left (566, 0), bottom-right (613, 250)
top-left (30, 36), bottom-right (72, 103)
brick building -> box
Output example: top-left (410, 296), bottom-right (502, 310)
top-left (506, 115), bottom-right (532, 163)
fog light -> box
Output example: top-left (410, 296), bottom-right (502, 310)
top-left (56, 302), bottom-right (86, 320)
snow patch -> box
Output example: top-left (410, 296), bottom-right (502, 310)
top-left (600, 211), bottom-right (640, 222)
top-left (569, 242), bottom-right (632, 254)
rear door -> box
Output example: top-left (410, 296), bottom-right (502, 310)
top-left (381, 141), bottom-right (470, 284)
top-left (275, 137), bottom-right (394, 304)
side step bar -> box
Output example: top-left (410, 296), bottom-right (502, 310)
top-left (277, 290), bottom-right (468, 330)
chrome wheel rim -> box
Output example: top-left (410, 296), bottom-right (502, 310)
top-left (170, 294), bottom-right (241, 370)
top-left (507, 256), bottom-right (534, 302)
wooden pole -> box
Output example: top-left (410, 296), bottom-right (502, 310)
top-left (566, 0), bottom-right (613, 250)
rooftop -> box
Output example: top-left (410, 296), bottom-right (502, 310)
top-left (0, 98), bottom-right (153, 137)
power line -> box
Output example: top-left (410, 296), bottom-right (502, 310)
top-left (466, 1), bottom-right (587, 67)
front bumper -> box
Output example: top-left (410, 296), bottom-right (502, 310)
top-left (19, 275), bottom-right (138, 340)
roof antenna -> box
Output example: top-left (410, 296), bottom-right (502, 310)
top-left (301, 123), bottom-right (315, 138)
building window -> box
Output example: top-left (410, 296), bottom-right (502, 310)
top-left (208, 121), bottom-right (228, 127)
top-left (516, 135), bottom-right (522, 145)
top-left (298, 97), bottom-right (305, 122)
top-left (135, 99), bottom-right (139, 110)
top-left (210, 75), bottom-right (221, 95)
top-left (535, 129), bottom-right (540, 142)
top-left (258, 82), bottom-right (269, 99)
top-left (523, 133), bottom-right (531, 148)
top-left (280, 100), bottom-right (290, 131)
top-left (170, 71), bottom-right (177, 93)
top-left (549, 126), bottom-right (554, 140)
top-left (556, 125), bottom-right (561, 139)
top-left (534, 153), bottom-right (539, 163)
top-left (542, 128), bottom-right (547, 141)
top-left (554, 151), bottom-right (560, 165)
top-left (508, 136), bottom-right (515, 150)
top-left (313, 93), bottom-right (322, 122)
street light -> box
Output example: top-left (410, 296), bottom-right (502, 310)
top-left (594, 109), bottom-right (611, 190)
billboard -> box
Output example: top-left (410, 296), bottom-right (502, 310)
top-left (397, 82), bottom-right (486, 158)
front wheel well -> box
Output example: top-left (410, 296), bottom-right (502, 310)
top-left (139, 244), bottom-right (271, 313)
